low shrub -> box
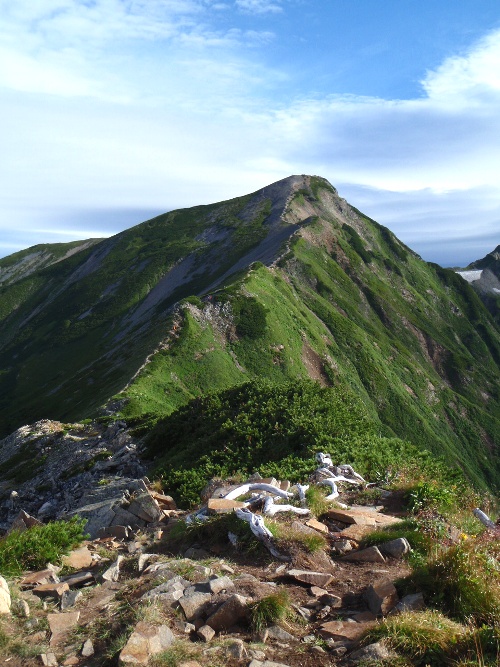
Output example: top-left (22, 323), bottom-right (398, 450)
top-left (0, 516), bottom-right (87, 575)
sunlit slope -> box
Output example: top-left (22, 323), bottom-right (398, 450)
top-left (0, 175), bottom-right (499, 489)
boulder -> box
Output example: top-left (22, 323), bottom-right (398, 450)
top-left (0, 577), bottom-right (11, 614)
top-left (179, 592), bottom-right (212, 621)
top-left (207, 576), bottom-right (235, 595)
top-left (149, 491), bottom-right (177, 510)
top-left (127, 492), bottom-right (162, 523)
top-left (364, 578), bottom-right (399, 616)
top-left (8, 510), bottom-right (42, 533)
top-left (21, 569), bottom-right (60, 587)
top-left (196, 624), bottom-right (215, 642)
top-left (119, 622), bottom-right (174, 665)
top-left (379, 537), bottom-right (411, 559)
top-left (267, 625), bottom-right (296, 642)
top-left (205, 594), bottom-right (248, 631)
top-left (81, 639), bottom-right (95, 657)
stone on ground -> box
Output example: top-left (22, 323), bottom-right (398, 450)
top-left (119, 622), bottom-right (174, 664)
top-left (0, 577), bottom-right (11, 614)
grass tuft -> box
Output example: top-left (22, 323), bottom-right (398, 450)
top-left (250, 590), bottom-right (292, 633)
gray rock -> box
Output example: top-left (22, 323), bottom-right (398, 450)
top-left (40, 653), bottom-right (58, 666)
top-left (348, 641), bottom-right (394, 664)
top-left (102, 555), bottom-right (123, 582)
top-left (379, 537), bottom-right (411, 559)
top-left (205, 594), bottom-right (248, 631)
top-left (60, 589), bottom-right (83, 610)
top-left (267, 625), bottom-right (296, 642)
top-left (226, 638), bottom-right (247, 659)
top-left (207, 576), bottom-right (235, 595)
top-left (81, 638), bottom-right (95, 657)
top-left (197, 624), bottom-right (215, 642)
top-left (390, 592), bottom-right (425, 615)
top-left (179, 592), bottom-right (212, 621)
top-left (286, 569), bottom-right (334, 588)
top-left (141, 575), bottom-right (189, 602)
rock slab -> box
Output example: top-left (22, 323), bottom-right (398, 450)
top-left (119, 622), bottom-right (174, 664)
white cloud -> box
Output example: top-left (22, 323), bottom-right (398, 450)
top-left (235, 0), bottom-right (282, 14)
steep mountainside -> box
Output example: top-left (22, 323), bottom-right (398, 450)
top-left (462, 246), bottom-right (500, 325)
top-left (0, 176), bottom-right (499, 490)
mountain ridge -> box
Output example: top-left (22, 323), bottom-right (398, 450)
top-left (0, 175), bottom-right (499, 490)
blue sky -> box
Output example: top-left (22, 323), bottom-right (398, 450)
top-left (1, 1), bottom-right (499, 265)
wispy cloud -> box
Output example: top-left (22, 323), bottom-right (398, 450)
top-left (235, 0), bottom-right (282, 14)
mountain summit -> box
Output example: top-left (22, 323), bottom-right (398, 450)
top-left (0, 175), bottom-right (499, 488)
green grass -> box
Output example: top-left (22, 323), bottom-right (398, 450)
top-left (0, 517), bottom-right (87, 575)
top-left (250, 590), bottom-right (293, 633)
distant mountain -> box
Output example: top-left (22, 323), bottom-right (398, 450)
top-left (456, 246), bottom-right (500, 325)
top-left (0, 175), bottom-right (499, 490)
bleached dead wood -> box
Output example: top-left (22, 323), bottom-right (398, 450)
top-left (235, 508), bottom-right (291, 561)
top-left (263, 497), bottom-right (309, 516)
top-left (295, 483), bottom-right (310, 507)
top-left (224, 483), bottom-right (293, 501)
top-left (473, 508), bottom-right (498, 530)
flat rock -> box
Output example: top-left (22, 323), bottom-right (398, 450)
top-left (207, 498), bottom-right (247, 514)
top-left (40, 653), bottom-right (58, 666)
top-left (319, 620), bottom-right (375, 641)
top-left (33, 583), bottom-right (70, 599)
top-left (327, 509), bottom-right (376, 526)
top-left (248, 662), bottom-right (292, 667)
top-left (60, 571), bottom-right (95, 588)
top-left (342, 546), bottom-right (386, 563)
top-left (226, 638), bottom-right (247, 659)
top-left (119, 622), bottom-right (174, 664)
top-left (287, 569), bottom-right (334, 588)
top-left (48, 611), bottom-right (80, 646)
top-left (305, 518), bottom-right (329, 534)
top-left (205, 594), bottom-right (248, 631)
top-left (62, 545), bottom-right (93, 569)
top-left (364, 578), bottom-right (399, 616)
top-left (98, 525), bottom-right (131, 539)
top-left (21, 569), bottom-right (60, 587)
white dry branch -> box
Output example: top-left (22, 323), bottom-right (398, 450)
top-left (224, 483), bottom-right (293, 501)
top-left (235, 508), bottom-right (291, 561)
top-left (295, 483), bottom-right (310, 507)
top-left (473, 508), bottom-right (498, 530)
top-left (263, 496), bottom-right (309, 516)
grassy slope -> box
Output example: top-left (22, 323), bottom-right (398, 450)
top-left (0, 176), bottom-right (499, 491)
top-left (120, 181), bottom-right (500, 490)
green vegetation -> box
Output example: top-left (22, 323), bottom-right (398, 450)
top-left (0, 173), bottom-right (499, 498)
top-left (0, 517), bottom-right (87, 575)
top-left (146, 379), bottom-right (469, 507)
top-left (250, 590), bottom-right (292, 633)
top-left (403, 537), bottom-right (500, 624)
